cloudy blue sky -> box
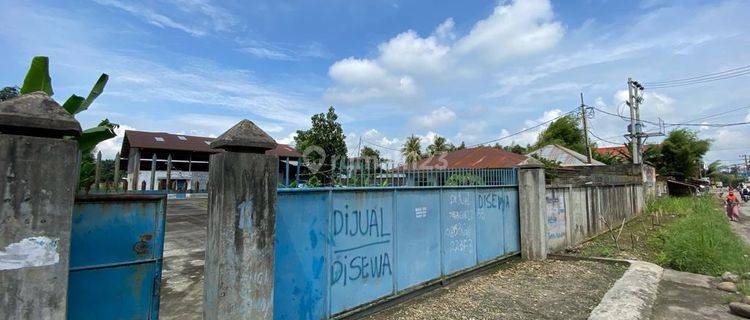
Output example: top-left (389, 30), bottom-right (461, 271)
top-left (1, 0), bottom-right (749, 165)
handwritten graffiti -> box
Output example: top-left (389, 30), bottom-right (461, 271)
top-left (444, 192), bottom-right (474, 253)
top-left (331, 204), bottom-right (392, 288)
top-left (546, 193), bottom-right (566, 241)
top-left (330, 253), bottom-right (392, 287)
top-left (476, 192), bottom-right (511, 211)
top-left (332, 206), bottom-right (391, 238)
top-left (476, 192), bottom-right (511, 221)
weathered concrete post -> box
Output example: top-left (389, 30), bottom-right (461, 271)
top-left (204, 120), bottom-right (278, 319)
top-left (0, 92), bottom-right (82, 319)
top-left (517, 163), bottom-right (548, 260)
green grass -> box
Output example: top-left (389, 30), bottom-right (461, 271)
top-left (647, 195), bottom-right (750, 277)
top-left (573, 195), bottom-right (750, 281)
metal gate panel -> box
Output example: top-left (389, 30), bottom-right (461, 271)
top-left (329, 191), bottom-right (394, 314)
top-left (394, 189), bottom-right (441, 291)
top-left (68, 194), bottom-right (166, 320)
top-left (273, 191), bottom-right (329, 320)
top-left (441, 189), bottom-right (477, 274)
top-left (504, 190), bottom-right (521, 253)
top-left (475, 189), bottom-right (507, 262)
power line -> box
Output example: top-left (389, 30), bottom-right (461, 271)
top-left (643, 69), bottom-right (750, 89)
top-left (468, 108), bottom-right (578, 147)
top-left (681, 106), bottom-right (749, 124)
top-left (642, 64), bottom-right (750, 86)
top-left (362, 139), bottom-right (401, 152)
top-left (592, 105), bottom-right (750, 128)
top-left (588, 129), bottom-right (622, 146)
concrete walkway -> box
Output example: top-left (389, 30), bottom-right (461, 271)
top-left (652, 269), bottom-right (743, 319)
top-left (159, 200), bottom-right (207, 320)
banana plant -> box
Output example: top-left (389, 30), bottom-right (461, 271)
top-left (20, 56), bottom-right (117, 155)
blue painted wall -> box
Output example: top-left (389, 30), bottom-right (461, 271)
top-left (273, 186), bottom-right (519, 319)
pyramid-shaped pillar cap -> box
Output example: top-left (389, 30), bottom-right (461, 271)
top-left (210, 119), bottom-right (277, 153)
top-left (0, 92), bottom-right (81, 138)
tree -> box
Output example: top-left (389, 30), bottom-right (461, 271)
top-left (654, 129), bottom-right (711, 180)
top-left (17, 56), bottom-right (117, 189)
top-left (703, 160), bottom-right (722, 181)
top-left (593, 150), bottom-right (624, 165)
top-left (503, 144), bottom-right (528, 155)
top-left (534, 115), bottom-right (588, 154)
top-left (360, 146), bottom-right (380, 161)
top-left (294, 106), bottom-right (347, 184)
top-left (401, 135), bottom-right (422, 164)
top-left (359, 146), bottom-right (382, 173)
top-left (456, 141), bottom-right (466, 150)
top-left (427, 135), bottom-right (449, 156)
top-left (0, 86), bottom-right (19, 101)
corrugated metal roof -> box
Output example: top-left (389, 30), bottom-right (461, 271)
top-left (121, 130), bottom-right (301, 157)
top-left (402, 146), bottom-right (530, 170)
top-left (527, 144), bottom-right (604, 166)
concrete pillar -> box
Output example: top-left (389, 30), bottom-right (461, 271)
top-left (0, 92), bottom-right (82, 319)
top-left (128, 147), bottom-right (140, 191)
top-left (204, 120), bottom-right (278, 320)
top-left (517, 163), bottom-right (548, 261)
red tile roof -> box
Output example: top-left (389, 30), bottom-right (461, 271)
top-left (402, 147), bottom-right (529, 170)
top-left (122, 130), bottom-right (300, 157)
top-left (596, 146), bottom-right (632, 157)
top-left (596, 145), bottom-right (657, 158)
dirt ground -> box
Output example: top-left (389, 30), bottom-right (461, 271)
top-left (363, 259), bottom-right (627, 320)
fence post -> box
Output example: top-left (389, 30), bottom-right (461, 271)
top-left (204, 120), bottom-right (278, 319)
top-left (517, 163), bottom-right (548, 260)
top-left (0, 92), bottom-right (82, 319)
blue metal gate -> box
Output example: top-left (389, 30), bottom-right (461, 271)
top-left (67, 193), bottom-right (167, 320)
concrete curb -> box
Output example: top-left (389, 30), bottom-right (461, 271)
top-left (588, 260), bottom-right (664, 320)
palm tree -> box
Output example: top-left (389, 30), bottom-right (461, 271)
top-left (703, 160), bottom-right (722, 180)
top-left (402, 135), bottom-right (422, 164)
top-left (427, 135), bottom-right (449, 156)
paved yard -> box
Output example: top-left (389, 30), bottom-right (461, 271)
top-left (364, 259), bottom-right (627, 320)
top-left (159, 199), bottom-right (207, 320)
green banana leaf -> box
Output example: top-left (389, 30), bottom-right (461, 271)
top-left (74, 120), bottom-right (117, 154)
top-left (62, 95), bottom-right (85, 114)
top-left (62, 74), bottom-right (108, 114)
top-left (20, 56), bottom-right (53, 96)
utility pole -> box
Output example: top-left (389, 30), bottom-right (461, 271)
top-left (580, 92), bottom-right (593, 164)
top-left (627, 78), bottom-right (639, 164)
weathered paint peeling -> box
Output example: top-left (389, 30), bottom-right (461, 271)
top-left (0, 236), bottom-right (59, 270)
top-left (238, 199), bottom-right (254, 231)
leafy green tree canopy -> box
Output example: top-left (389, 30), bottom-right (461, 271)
top-left (401, 135), bottom-right (422, 164)
top-left (654, 129), bottom-right (711, 180)
top-left (294, 106), bottom-right (347, 182)
top-left (427, 135), bottom-right (450, 156)
top-left (534, 114), bottom-right (588, 154)
top-left (0, 86), bottom-right (19, 102)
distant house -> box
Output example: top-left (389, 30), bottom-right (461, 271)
top-left (526, 144), bottom-right (604, 167)
top-left (397, 146), bottom-right (536, 186)
top-left (119, 130), bottom-right (301, 192)
top-left (596, 145), bottom-right (658, 161)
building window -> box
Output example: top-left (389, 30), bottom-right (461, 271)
top-left (177, 136), bottom-right (187, 141)
top-left (154, 137), bottom-right (165, 142)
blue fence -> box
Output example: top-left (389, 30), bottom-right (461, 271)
top-left (273, 185), bottom-right (520, 319)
